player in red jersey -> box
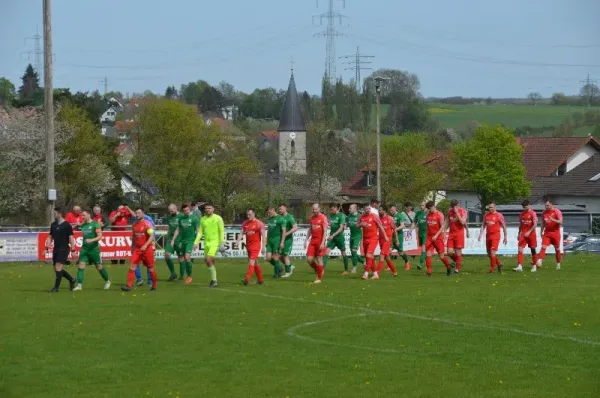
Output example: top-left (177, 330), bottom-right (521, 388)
top-left (478, 201), bottom-right (508, 273)
top-left (514, 200), bottom-right (538, 272)
top-left (535, 200), bottom-right (563, 271)
top-left (359, 203), bottom-right (388, 280)
top-left (376, 208), bottom-right (398, 277)
top-left (237, 208), bottom-right (266, 285)
top-left (445, 199), bottom-right (469, 273)
top-left (425, 201), bottom-right (452, 276)
top-left (304, 203), bottom-right (328, 284)
top-left (122, 208), bottom-right (157, 291)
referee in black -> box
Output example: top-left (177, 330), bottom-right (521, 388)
top-left (45, 208), bottom-right (77, 292)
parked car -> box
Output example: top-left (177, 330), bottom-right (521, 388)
top-left (564, 241), bottom-right (600, 255)
top-left (563, 233), bottom-right (587, 245)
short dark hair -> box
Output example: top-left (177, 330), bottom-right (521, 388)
top-left (278, 203), bottom-right (287, 208)
top-left (330, 203), bottom-right (339, 209)
top-left (203, 202), bottom-right (214, 208)
top-left (521, 199), bottom-right (530, 207)
top-left (545, 199), bottom-right (553, 205)
top-left (181, 203), bottom-right (190, 210)
top-left (371, 199), bottom-right (379, 205)
top-left (267, 206), bottom-right (276, 212)
top-left (404, 201), bottom-right (413, 209)
top-left (135, 207), bottom-right (144, 212)
top-left (247, 208), bottom-right (255, 213)
top-left (54, 207), bottom-right (64, 216)
top-left (450, 199), bottom-right (459, 207)
top-left (425, 201), bottom-right (435, 209)
top-left (488, 201), bottom-right (496, 206)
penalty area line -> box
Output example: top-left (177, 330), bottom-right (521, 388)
top-left (212, 287), bottom-right (600, 347)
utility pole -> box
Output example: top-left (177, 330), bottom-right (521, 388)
top-left (44, 0), bottom-right (55, 223)
top-left (314, 0), bottom-right (346, 84)
top-left (340, 46), bottom-right (374, 92)
top-left (374, 76), bottom-right (389, 202)
top-left (580, 73), bottom-right (599, 107)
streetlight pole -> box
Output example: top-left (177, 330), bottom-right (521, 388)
top-left (43, 0), bottom-right (55, 223)
top-left (374, 76), bottom-right (388, 202)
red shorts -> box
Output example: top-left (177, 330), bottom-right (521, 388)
top-left (306, 241), bottom-right (326, 257)
top-left (131, 247), bottom-right (155, 267)
top-left (486, 239), bottom-right (500, 252)
top-left (518, 232), bottom-right (537, 249)
top-left (379, 240), bottom-right (391, 256)
top-left (426, 237), bottom-right (445, 254)
top-left (247, 246), bottom-right (260, 260)
top-left (362, 239), bottom-right (378, 255)
top-left (542, 232), bottom-right (561, 248)
top-left (446, 231), bottom-right (465, 250)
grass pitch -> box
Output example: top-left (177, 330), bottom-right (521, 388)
top-left (1, 255), bottom-right (599, 397)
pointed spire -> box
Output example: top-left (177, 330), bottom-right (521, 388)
top-left (278, 72), bottom-right (306, 132)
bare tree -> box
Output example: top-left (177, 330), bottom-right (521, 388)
top-left (527, 92), bottom-right (542, 106)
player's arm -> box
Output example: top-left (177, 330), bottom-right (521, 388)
top-left (392, 219), bottom-right (399, 243)
top-left (69, 234), bottom-right (77, 255)
top-left (527, 214), bottom-right (537, 236)
top-left (280, 224), bottom-right (287, 249)
top-left (141, 223), bottom-right (155, 251)
top-left (193, 219), bottom-right (203, 248)
top-left (320, 217), bottom-right (329, 249)
top-left (285, 220), bottom-right (298, 237)
top-left (87, 227), bottom-right (102, 244)
top-left (376, 218), bottom-right (389, 242)
top-left (218, 217), bottom-right (225, 247)
top-left (304, 227), bottom-right (311, 248)
top-left (433, 213), bottom-right (444, 240)
top-left (236, 225), bottom-right (245, 247)
top-left (461, 209), bottom-right (470, 238)
top-left (501, 215), bottom-right (508, 244)
top-left (478, 216), bottom-right (486, 241)
top-left (551, 209), bottom-right (563, 225)
top-left (261, 222), bottom-right (267, 254)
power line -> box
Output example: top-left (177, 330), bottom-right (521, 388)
top-left (339, 46), bottom-right (373, 92)
top-left (579, 74), bottom-right (599, 106)
top-left (314, 0), bottom-right (347, 84)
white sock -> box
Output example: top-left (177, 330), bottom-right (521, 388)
top-left (373, 271), bottom-right (379, 276)
top-left (363, 271), bottom-right (369, 278)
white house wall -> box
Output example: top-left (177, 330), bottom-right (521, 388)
top-left (549, 195), bottom-right (600, 214)
top-left (566, 144), bottom-right (598, 172)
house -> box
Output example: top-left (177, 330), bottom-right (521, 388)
top-left (115, 120), bottom-right (136, 141)
top-left (101, 124), bottom-right (116, 138)
top-left (99, 106), bottom-right (119, 124)
top-left (220, 100), bottom-right (239, 121)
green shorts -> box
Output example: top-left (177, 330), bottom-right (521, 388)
top-left (394, 233), bottom-right (404, 252)
top-left (165, 238), bottom-right (181, 255)
top-left (350, 235), bottom-right (362, 251)
top-left (326, 236), bottom-right (346, 252)
top-left (179, 241), bottom-right (194, 256)
top-left (266, 239), bottom-right (281, 255)
top-left (418, 230), bottom-right (427, 247)
top-left (204, 243), bottom-right (218, 257)
top-left (280, 239), bottom-right (293, 256)
top-left (78, 247), bottom-right (101, 265)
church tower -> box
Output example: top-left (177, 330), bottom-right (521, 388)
top-left (278, 71), bottom-right (307, 175)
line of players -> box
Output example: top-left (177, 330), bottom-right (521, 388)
top-left (45, 197), bottom-right (564, 292)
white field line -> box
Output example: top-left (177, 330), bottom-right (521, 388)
top-left (213, 287), bottom-right (600, 347)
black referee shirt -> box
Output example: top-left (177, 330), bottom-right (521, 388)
top-left (50, 220), bottom-right (74, 251)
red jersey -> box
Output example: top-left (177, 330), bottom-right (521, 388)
top-left (132, 219), bottom-right (154, 248)
top-left (359, 213), bottom-right (381, 240)
top-left (110, 209), bottom-right (133, 230)
top-left (310, 213), bottom-right (328, 243)
top-left (380, 215), bottom-right (395, 240)
top-left (65, 212), bottom-right (84, 229)
top-left (542, 208), bottom-right (563, 232)
top-left (484, 211), bottom-right (505, 238)
top-left (448, 207), bottom-right (467, 233)
top-left (242, 219), bottom-right (264, 248)
top-left (426, 211), bottom-right (445, 238)
top-left (519, 209), bottom-right (538, 233)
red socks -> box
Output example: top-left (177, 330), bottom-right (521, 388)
top-left (425, 256), bottom-right (432, 274)
top-left (455, 255), bottom-right (462, 271)
top-left (378, 259), bottom-right (385, 272)
top-left (556, 251), bottom-right (562, 263)
top-left (441, 257), bottom-right (451, 269)
top-left (127, 269), bottom-right (135, 288)
top-left (245, 264), bottom-right (255, 282)
top-left (317, 265), bottom-right (324, 280)
top-left (517, 252), bottom-right (523, 265)
top-left (532, 252), bottom-right (538, 264)
top-left (490, 255), bottom-right (497, 272)
top-left (386, 259), bottom-right (397, 274)
top-left (539, 247), bottom-right (547, 260)
top-left (148, 267), bottom-right (157, 288)
top-left (365, 257), bottom-right (374, 272)
top-left (255, 265), bottom-right (263, 283)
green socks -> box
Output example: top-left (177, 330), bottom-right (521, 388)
top-left (343, 255), bottom-right (349, 271)
top-left (186, 262), bottom-right (192, 277)
top-left (179, 261), bottom-right (185, 278)
top-left (401, 253), bottom-right (409, 263)
top-left (351, 252), bottom-right (358, 267)
top-left (284, 262), bottom-right (292, 273)
top-left (419, 251), bottom-right (426, 266)
top-left (208, 266), bottom-right (217, 281)
top-left (166, 258), bottom-right (175, 274)
top-left (98, 268), bottom-right (109, 281)
top-left (77, 268), bottom-right (84, 283)
top-left (273, 260), bottom-right (282, 275)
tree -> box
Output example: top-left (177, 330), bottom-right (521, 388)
top-left (453, 125), bottom-right (530, 208)
top-left (592, 124), bottom-right (600, 139)
top-left (551, 92), bottom-right (568, 106)
top-left (379, 134), bottom-right (443, 205)
top-left (0, 77), bottom-right (16, 106)
top-left (527, 92), bottom-right (542, 105)
top-left (15, 64), bottom-right (43, 107)
top-left (239, 87), bottom-right (284, 120)
top-left (365, 69), bottom-right (420, 104)
top-left (306, 122), bottom-right (345, 202)
top-left (580, 83), bottom-right (600, 106)
top-left (164, 85), bottom-right (179, 99)
top-left (69, 90), bottom-right (109, 125)
top-left (132, 99), bottom-right (221, 205)
top-left (180, 80), bottom-right (210, 105)
top-left (217, 81), bottom-right (235, 99)
top-left (198, 85), bottom-right (224, 114)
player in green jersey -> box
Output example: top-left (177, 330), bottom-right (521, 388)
top-left (72, 210), bottom-right (111, 291)
top-left (164, 204), bottom-right (182, 281)
top-left (412, 201), bottom-right (428, 269)
top-left (279, 204), bottom-right (298, 278)
top-left (323, 203), bottom-right (348, 273)
top-left (346, 204), bottom-right (365, 273)
top-left (171, 203), bottom-right (199, 284)
top-left (265, 207), bottom-right (286, 278)
top-left (389, 203), bottom-right (412, 271)
top-left (193, 203), bottom-right (224, 288)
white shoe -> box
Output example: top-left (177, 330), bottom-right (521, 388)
top-left (350, 267), bottom-right (357, 274)
top-left (513, 265), bottom-right (523, 272)
top-left (313, 279), bottom-right (322, 284)
top-left (73, 284), bottom-right (82, 291)
top-left (104, 280), bottom-right (111, 290)
top-left (531, 265), bottom-right (537, 273)
top-left (556, 263), bottom-right (561, 270)
top-left (289, 265), bottom-right (295, 274)
top-left (281, 272), bottom-right (291, 278)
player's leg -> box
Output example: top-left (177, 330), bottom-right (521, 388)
top-left (552, 234), bottom-right (562, 270)
top-left (323, 239), bottom-right (334, 268)
top-left (436, 240), bottom-right (452, 275)
top-left (205, 244), bottom-right (218, 287)
top-left (281, 239), bottom-right (295, 276)
top-left (91, 249), bottom-right (110, 289)
top-left (144, 249), bottom-right (158, 290)
top-left (313, 245), bottom-right (325, 283)
top-left (535, 235), bottom-right (550, 271)
top-left (425, 239), bottom-right (434, 276)
top-left (418, 231), bottom-right (427, 269)
top-left (122, 249), bottom-right (141, 291)
top-left (164, 243), bottom-right (178, 281)
top-left (73, 250), bottom-right (89, 291)
top-left (50, 250), bottom-right (75, 292)
top-left (515, 236), bottom-right (527, 271)
top-left (134, 264), bottom-right (143, 286)
top-left (243, 256), bottom-right (256, 285)
top-left (361, 240), bottom-right (375, 280)
top-left (385, 253), bottom-right (398, 276)
top-left (446, 236), bottom-right (457, 267)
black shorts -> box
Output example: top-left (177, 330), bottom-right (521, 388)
top-left (52, 249), bottom-right (69, 265)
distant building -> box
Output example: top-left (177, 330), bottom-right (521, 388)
top-left (100, 106), bottom-right (119, 124)
top-left (278, 71), bottom-right (307, 175)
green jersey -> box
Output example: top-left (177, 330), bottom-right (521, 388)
top-left (281, 213), bottom-right (296, 241)
top-left (167, 213), bottom-right (183, 238)
top-left (267, 215), bottom-right (285, 241)
top-left (81, 221), bottom-right (102, 249)
top-left (414, 210), bottom-right (427, 231)
top-left (393, 212), bottom-right (411, 231)
top-left (178, 214), bottom-right (199, 242)
top-left (347, 213), bottom-right (362, 237)
top-left (329, 212), bottom-right (346, 237)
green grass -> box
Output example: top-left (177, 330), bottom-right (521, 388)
top-left (1, 256), bottom-right (599, 397)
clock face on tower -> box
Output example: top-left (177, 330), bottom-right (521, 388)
top-left (289, 132), bottom-right (296, 139)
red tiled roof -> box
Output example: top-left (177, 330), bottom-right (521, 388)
top-left (114, 143), bottom-right (131, 155)
top-left (115, 120), bottom-right (136, 132)
top-left (517, 137), bottom-right (600, 179)
top-left (260, 131), bottom-right (278, 139)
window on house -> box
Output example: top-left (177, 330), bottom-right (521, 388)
top-left (290, 139), bottom-right (296, 156)
top-left (556, 162), bottom-right (566, 176)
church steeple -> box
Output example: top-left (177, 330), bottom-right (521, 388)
top-left (277, 71), bottom-right (306, 133)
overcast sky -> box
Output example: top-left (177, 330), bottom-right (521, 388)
top-left (1, 0), bottom-right (599, 97)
